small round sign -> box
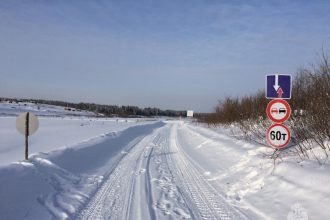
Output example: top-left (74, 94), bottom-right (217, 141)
top-left (266, 99), bottom-right (291, 123)
top-left (267, 123), bottom-right (291, 149)
top-left (16, 112), bottom-right (39, 136)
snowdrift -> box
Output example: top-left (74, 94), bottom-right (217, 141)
top-left (0, 122), bottom-right (164, 220)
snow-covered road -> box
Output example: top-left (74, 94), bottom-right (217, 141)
top-left (1, 118), bottom-right (329, 219)
top-left (78, 122), bottom-right (248, 220)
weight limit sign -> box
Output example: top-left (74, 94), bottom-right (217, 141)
top-left (267, 123), bottom-right (291, 149)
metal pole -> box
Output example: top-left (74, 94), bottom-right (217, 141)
top-left (25, 112), bottom-right (29, 160)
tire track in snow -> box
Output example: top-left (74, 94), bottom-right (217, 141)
top-left (144, 135), bottom-right (159, 220)
top-left (167, 123), bottom-right (249, 220)
top-left (151, 132), bottom-right (192, 219)
top-left (78, 130), bottom-right (162, 220)
top-left (126, 134), bottom-right (160, 220)
top-left (77, 122), bottom-right (250, 220)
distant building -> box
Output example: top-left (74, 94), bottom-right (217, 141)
top-left (186, 110), bottom-right (194, 117)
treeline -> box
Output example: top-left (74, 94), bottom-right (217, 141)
top-left (0, 98), bottom-right (187, 118)
top-left (200, 52), bottom-right (330, 161)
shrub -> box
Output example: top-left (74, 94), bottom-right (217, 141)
top-left (200, 51), bottom-right (330, 161)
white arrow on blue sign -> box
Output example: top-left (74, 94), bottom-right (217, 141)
top-left (265, 74), bottom-right (292, 99)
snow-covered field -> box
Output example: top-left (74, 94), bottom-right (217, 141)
top-left (0, 101), bottom-right (96, 117)
top-left (0, 102), bottom-right (154, 166)
top-left (0, 117), bottom-right (154, 166)
top-left (0, 103), bottom-right (329, 219)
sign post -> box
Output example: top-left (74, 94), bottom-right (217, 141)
top-left (16, 112), bottom-right (39, 160)
top-left (25, 112), bottom-right (29, 160)
top-left (266, 74), bottom-right (292, 149)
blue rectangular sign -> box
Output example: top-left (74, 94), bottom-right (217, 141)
top-left (266, 74), bottom-right (291, 99)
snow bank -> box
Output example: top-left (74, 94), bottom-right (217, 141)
top-left (0, 117), bottom-right (154, 166)
top-left (0, 122), bottom-right (164, 220)
top-left (180, 122), bottom-right (330, 219)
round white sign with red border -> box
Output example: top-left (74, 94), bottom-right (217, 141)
top-left (266, 99), bottom-right (291, 123)
top-left (267, 123), bottom-right (291, 149)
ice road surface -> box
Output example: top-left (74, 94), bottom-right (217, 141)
top-left (0, 106), bottom-right (329, 219)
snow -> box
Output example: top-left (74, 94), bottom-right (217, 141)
top-left (0, 104), bottom-right (329, 220)
top-left (183, 123), bottom-right (330, 220)
top-left (0, 121), bottom-right (164, 220)
top-left (0, 117), bottom-right (155, 166)
top-left (0, 101), bottom-right (96, 117)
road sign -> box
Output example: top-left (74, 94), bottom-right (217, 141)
top-left (187, 110), bottom-right (194, 117)
top-left (16, 112), bottom-right (39, 160)
top-left (266, 99), bottom-right (291, 123)
top-left (267, 124), bottom-right (291, 149)
top-left (266, 74), bottom-right (291, 99)
top-left (16, 112), bottom-right (39, 135)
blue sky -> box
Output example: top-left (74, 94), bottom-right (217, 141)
top-left (1, 0), bottom-right (330, 112)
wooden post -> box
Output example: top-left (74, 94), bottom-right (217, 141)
top-left (25, 112), bottom-right (29, 160)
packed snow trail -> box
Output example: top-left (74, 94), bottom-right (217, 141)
top-left (77, 122), bottom-right (248, 220)
top-left (1, 119), bottom-right (330, 219)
